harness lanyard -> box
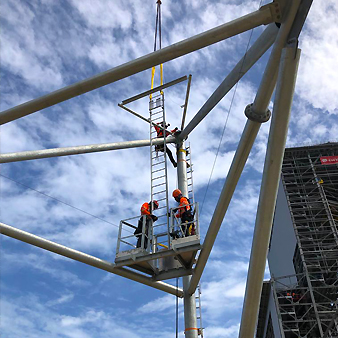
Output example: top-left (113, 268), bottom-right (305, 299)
top-left (150, 0), bottom-right (163, 99)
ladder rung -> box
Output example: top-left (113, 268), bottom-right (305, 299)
top-left (152, 155), bottom-right (164, 160)
top-left (156, 206), bottom-right (168, 210)
top-left (152, 167), bottom-right (165, 174)
top-left (151, 111), bottom-right (163, 115)
top-left (156, 197), bottom-right (167, 202)
top-left (152, 175), bottom-right (166, 181)
top-left (153, 190), bottom-right (166, 195)
top-left (152, 161), bottom-right (165, 166)
top-left (153, 182), bottom-right (166, 188)
top-left (152, 116), bottom-right (163, 121)
top-left (153, 183), bottom-right (166, 188)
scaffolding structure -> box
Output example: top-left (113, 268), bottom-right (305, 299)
top-left (272, 143), bottom-right (338, 338)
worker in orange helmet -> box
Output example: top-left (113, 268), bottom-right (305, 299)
top-left (154, 121), bottom-right (179, 168)
top-left (134, 200), bottom-right (159, 249)
top-left (171, 189), bottom-right (194, 237)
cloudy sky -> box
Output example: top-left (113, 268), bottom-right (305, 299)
top-left (1, 0), bottom-right (337, 337)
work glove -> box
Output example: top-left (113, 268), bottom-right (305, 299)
top-left (151, 215), bottom-right (158, 222)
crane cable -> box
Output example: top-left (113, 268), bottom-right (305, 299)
top-left (176, 276), bottom-right (179, 338)
top-left (150, 0), bottom-right (163, 99)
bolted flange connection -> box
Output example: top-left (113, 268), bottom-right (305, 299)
top-left (245, 103), bottom-right (271, 123)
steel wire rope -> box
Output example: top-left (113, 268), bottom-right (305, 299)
top-left (0, 174), bottom-right (131, 233)
top-left (199, 2), bottom-right (263, 217)
top-left (176, 276), bottom-right (179, 338)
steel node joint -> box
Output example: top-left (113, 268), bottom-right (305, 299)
top-left (260, 2), bottom-right (282, 23)
top-left (245, 103), bottom-right (271, 123)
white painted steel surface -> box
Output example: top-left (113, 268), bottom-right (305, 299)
top-left (253, 0), bottom-right (301, 114)
top-left (179, 23), bottom-right (278, 140)
top-left (0, 222), bottom-right (184, 297)
top-left (0, 6), bottom-right (276, 125)
top-left (188, 120), bottom-right (261, 294)
top-left (0, 137), bottom-right (176, 163)
top-left (238, 47), bottom-right (301, 338)
top-left (177, 141), bottom-right (198, 338)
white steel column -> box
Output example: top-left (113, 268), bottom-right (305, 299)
top-left (187, 0), bottom-right (301, 295)
top-left (0, 222), bottom-right (184, 297)
top-left (0, 136), bottom-right (176, 163)
top-left (238, 46), bottom-right (301, 338)
top-left (0, 4), bottom-right (278, 125)
top-left (252, 0), bottom-right (301, 114)
top-left (177, 141), bottom-right (198, 338)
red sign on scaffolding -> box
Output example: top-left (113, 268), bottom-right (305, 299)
top-left (320, 156), bottom-right (338, 165)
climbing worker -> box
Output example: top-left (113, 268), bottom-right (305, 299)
top-left (134, 200), bottom-right (159, 249)
top-left (154, 121), bottom-right (179, 168)
top-left (171, 189), bottom-right (194, 237)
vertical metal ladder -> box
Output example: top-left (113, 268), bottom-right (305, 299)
top-left (186, 143), bottom-right (195, 205)
top-left (149, 92), bottom-right (170, 248)
top-left (196, 284), bottom-right (204, 337)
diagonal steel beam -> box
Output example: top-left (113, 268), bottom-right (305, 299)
top-left (118, 104), bottom-right (153, 124)
top-left (121, 75), bottom-right (187, 105)
top-left (0, 222), bottom-right (184, 297)
top-left (178, 23), bottom-right (278, 141)
top-left (0, 4), bottom-right (279, 125)
top-left (181, 74), bottom-right (192, 131)
top-left (0, 136), bottom-right (176, 163)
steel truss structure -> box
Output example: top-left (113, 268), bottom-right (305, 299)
top-left (0, 1), bottom-right (314, 337)
top-left (273, 143), bottom-right (338, 338)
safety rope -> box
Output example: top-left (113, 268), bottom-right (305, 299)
top-left (150, 0), bottom-right (163, 99)
top-left (0, 174), bottom-right (127, 232)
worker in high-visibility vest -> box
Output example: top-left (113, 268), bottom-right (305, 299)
top-left (154, 121), bottom-right (178, 167)
top-left (134, 200), bottom-right (159, 249)
top-left (171, 189), bottom-right (194, 237)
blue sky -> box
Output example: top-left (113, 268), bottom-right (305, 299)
top-left (1, 1), bottom-right (337, 337)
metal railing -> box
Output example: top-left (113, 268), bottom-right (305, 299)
top-left (116, 202), bottom-right (199, 257)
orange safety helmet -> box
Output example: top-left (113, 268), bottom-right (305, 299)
top-left (172, 189), bottom-right (182, 198)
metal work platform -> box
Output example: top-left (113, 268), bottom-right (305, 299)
top-left (115, 203), bottom-right (201, 281)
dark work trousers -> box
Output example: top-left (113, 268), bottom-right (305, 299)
top-left (155, 144), bottom-right (177, 167)
top-left (181, 211), bottom-right (194, 237)
top-left (136, 217), bottom-right (150, 249)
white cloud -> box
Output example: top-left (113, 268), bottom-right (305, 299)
top-left (297, 1), bottom-right (338, 114)
top-left (138, 294), bottom-right (178, 314)
top-left (47, 293), bottom-right (75, 307)
top-left (205, 324), bottom-right (239, 338)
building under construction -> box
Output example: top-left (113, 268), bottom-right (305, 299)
top-left (256, 142), bottom-right (338, 338)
